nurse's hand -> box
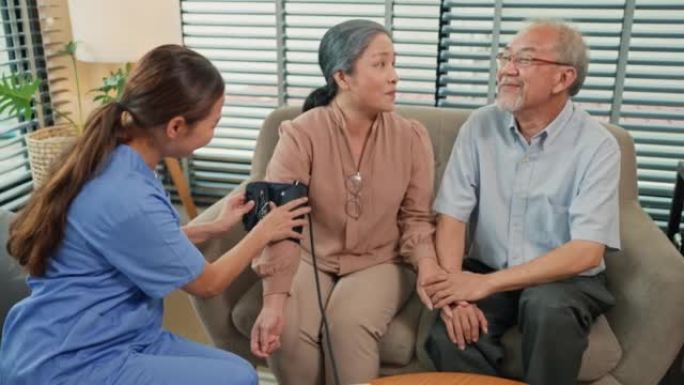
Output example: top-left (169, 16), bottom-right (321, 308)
top-left (255, 197), bottom-right (311, 243)
top-left (213, 192), bottom-right (256, 233)
top-left (251, 295), bottom-right (287, 358)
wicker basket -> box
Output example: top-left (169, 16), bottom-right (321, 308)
top-left (26, 125), bottom-right (78, 188)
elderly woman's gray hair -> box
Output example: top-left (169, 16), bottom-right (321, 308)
top-left (303, 19), bottom-right (390, 112)
top-left (522, 19), bottom-right (589, 96)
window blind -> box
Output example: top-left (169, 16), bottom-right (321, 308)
top-left (618, 0), bottom-right (684, 226)
top-left (181, 0), bottom-right (278, 204)
top-left (0, 0), bottom-right (52, 211)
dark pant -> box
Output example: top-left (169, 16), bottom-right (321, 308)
top-left (425, 259), bottom-right (614, 385)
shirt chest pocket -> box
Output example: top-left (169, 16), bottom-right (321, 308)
top-left (528, 197), bottom-right (571, 250)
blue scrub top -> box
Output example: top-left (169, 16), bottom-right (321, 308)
top-left (0, 145), bottom-right (206, 385)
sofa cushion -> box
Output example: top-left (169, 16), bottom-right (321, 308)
top-left (232, 282), bottom-right (423, 367)
top-left (500, 315), bottom-right (622, 382)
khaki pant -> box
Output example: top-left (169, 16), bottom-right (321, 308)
top-left (267, 260), bottom-right (415, 385)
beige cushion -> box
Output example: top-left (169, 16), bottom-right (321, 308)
top-left (232, 283), bottom-right (424, 366)
top-left (500, 315), bottom-right (622, 382)
top-left (232, 282), bottom-right (262, 340)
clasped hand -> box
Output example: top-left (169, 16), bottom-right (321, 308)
top-left (423, 270), bottom-right (493, 308)
top-left (420, 271), bottom-right (492, 350)
top-left (440, 302), bottom-right (488, 350)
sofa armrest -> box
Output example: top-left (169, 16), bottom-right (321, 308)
top-left (604, 200), bottom-right (684, 385)
top-left (187, 189), bottom-right (260, 363)
top-left (1, 209), bottom-right (30, 338)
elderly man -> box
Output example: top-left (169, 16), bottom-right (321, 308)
top-left (423, 20), bottom-right (620, 385)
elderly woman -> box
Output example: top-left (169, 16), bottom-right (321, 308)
top-left (249, 19), bottom-right (443, 385)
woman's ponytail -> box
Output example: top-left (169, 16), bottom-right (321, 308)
top-left (8, 102), bottom-right (123, 276)
top-left (303, 84), bottom-right (337, 112)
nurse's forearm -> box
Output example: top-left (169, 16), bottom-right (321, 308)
top-left (182, 221), bottom-right (223, 244)
top-left (183, 229), bottom-right (270, 298)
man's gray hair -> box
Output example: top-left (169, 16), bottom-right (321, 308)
top-left (521, 19), bottom-right (589, 96)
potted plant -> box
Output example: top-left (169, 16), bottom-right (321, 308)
top-left (90, 63), bottom-right (130, 104)
top-left (0, 42), bottom-right (129, 188)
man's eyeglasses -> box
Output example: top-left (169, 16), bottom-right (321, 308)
top-left (496, 52), bottom-right (572, 68)
top-left (345, 172), bottom-right (363, 219)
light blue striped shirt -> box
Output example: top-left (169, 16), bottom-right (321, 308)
top-left (434, 101), bottom-right (620, 275)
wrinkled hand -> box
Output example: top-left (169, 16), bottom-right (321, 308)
top-left (254, 197), bottom-right (311, 243)
top-left (213, 192), bottom-right (255, 233)
top-left (424, 271), bottom-right (493, 307)
top-left (250, 305), bottom-right (285, 358)
top-left (416, 258), bottom-right (445, 310)
top-left (440, 302), bottom-right (488, 350)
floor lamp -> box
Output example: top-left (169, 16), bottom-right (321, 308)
top-left (67, 0), bottom-right (198, 219)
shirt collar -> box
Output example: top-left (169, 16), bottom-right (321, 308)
top-left (507, 99), bottom-right (575, 149)
top-left (114, 144), bottom-right (158, 181)
top-left (328, 100), bottom-right (383, 175)
top-left (329, 99), bottom-right (383, 135)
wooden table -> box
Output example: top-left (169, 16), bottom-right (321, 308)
top-left (369, 372), bottom-right (526, 385)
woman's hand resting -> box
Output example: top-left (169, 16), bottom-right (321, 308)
top-left (250, 295), bottom-right (288, 358)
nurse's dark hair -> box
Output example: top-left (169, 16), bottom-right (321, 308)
top-left (303, 19), bottom-right (390, 112)
top-left (7, 44), bottom-right (225, 276)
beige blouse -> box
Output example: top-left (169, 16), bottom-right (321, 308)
top-left (252, 101), bottom-right (437, 295)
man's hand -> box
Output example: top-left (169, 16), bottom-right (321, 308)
top-left (416, 258), bottom-right (445, 310)
top-left (440, 302), bottom-right (488, 350)
top-left (213, 192), bottom-right (255, 234)
top-left (425, 271), bottom-right (494, 307)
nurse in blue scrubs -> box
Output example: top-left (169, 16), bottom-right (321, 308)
top-left (0, 44), bottom-right (309, 385)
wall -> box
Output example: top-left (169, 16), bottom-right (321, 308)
top-left (38, 0), bottom-right (122, 127)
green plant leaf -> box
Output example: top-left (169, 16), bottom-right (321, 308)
top-left (90, 65), bottom-right (130, 106)
top-left (0, 73), bottom-right (40, 121)
top-left (56, 41), bottom-right (78, 58)
top-left (0, 99), bottom-right (15, 115)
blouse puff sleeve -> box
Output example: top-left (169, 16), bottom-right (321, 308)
top-left (251, 120), bottom-right (312, 296)
top-left (398, 120), bottom-right (438, 269)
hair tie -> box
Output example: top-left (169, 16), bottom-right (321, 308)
top-left (116, 101), bottom-right (136, 128)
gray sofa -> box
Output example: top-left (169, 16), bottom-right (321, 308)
top-left (1, 209), bottom-right (29, 344)
top-left (189, 106), bottom-right (684, 385)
